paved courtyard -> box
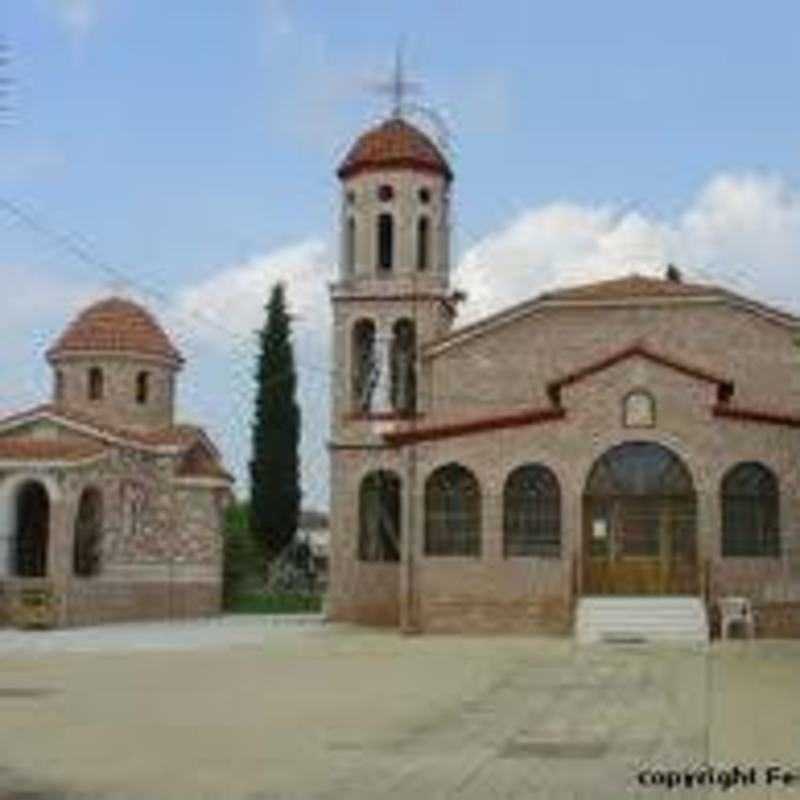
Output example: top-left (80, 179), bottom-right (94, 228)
top-left (0, 617), bottom-right (798, 799)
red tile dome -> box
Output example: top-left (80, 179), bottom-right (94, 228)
top-left (337, 117), bottom-right (452, 181)
top-left (47, 297), bottom-right (183, 365)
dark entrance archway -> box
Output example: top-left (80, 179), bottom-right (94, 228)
top-left (14, 481), bottom-right (50, 577)
top-left (582, 442), bottom-right (698, 595)
top-left (73, 487), bottom-right (103, 577)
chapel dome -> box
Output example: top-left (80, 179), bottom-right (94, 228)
top-left (47, 296), bottom-right (183, 366)
top-left (337, 117), bottom-right (452, 182)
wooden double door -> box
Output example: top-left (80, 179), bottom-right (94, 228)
top-left (581, 442), bottom-right (699, 596)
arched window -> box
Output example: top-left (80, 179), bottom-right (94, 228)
top-left (721, 462), bottom-right (779, 557)
top-left (623, 390), bottom-right (655, 428)
top-left (351, 319), bottom-right (376, 413)
top-left (390, 319), bottom-right (416, 414)
top-left (584, 441), bottom-right (696, 560)
top-left (345, 216), bottom-right (356, 276)
top-left (377, 213), bottom-right (393, 271)
top-left (136, 371), bottom-right (150, 405)
top-left (14, 481), bottom-right (50, 577)
top-left (55, 370), bottom-right (65, 402)
top-left (504, 464), bottom-right (561, 557)
top-left (358, 471), bottom-right (401, 562)
top-left (73, 487), bottom-right (103, 577)
top-left (425, 463), bottom-right (481, 556)
top-left (417, 216), bottom-right (429, 271)
top-left (88, 367), bottom-right (104, 401)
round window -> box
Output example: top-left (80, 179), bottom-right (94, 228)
top-left (378, 184), bottom-right (394, 202)
top-left (418, 187), bottom-right (431, 204)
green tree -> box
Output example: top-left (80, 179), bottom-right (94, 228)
top-left (249, 282), bottom-right (301, 571)
top-left (221, 500), bottom-right (261, 606)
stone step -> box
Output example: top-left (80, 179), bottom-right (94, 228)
top-left (575, 596), bottom-right (709, 645)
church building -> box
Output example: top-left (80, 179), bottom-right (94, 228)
top-left (328, 113), bottom-right (800, 637)
top-left (0, 297), bottom-right (232, 627)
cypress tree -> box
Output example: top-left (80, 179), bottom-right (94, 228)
top-left (249, 282), bottom-right (301, 572)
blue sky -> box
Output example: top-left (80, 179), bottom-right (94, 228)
top-left (2, 1), bottom-right (800, 508)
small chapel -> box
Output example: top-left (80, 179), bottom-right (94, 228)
top-left (327, 111), bottom-right (800, 638)
top-left (0, 296), bottom-right (232, 627)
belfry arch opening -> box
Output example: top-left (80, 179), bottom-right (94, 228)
top-left (13, 481), bottom-right (50, 578)
top-left (582, 441), bottom-right (698, 595)
top-left (351, 319), bottom-right (376, 413)
top-left (390, 319), bottom-right (416, 414)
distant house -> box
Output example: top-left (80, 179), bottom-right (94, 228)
top-left (296, 511), bottom-right (330, 591)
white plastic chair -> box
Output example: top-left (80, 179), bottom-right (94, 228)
top-left (718, 596), bottom-right (755, 640)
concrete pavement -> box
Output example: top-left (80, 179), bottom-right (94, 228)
top-left (0, 618), bottom-right (797, 799)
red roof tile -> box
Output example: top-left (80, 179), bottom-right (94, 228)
top-left (47, 297), bottom-right (183, 364)
top-left (176, 444), bottom-right (234, 481)
top-left (0, 404), bottom-right (208, 452)
top-left (539, 274), bottom-right (715, 301)
top-left (0, 437), bottom-right (106, 462)
top-left (337, 118), bottom-right (452, 181)
top-left (712, 404), bottom-right (800, 428)
top-left (547, 342), bottom-right (734, 405)
top-left (383, 405), bottom-right (565, 446)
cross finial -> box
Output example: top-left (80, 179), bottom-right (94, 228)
top-left (374, 42), bottom-right (420, 119)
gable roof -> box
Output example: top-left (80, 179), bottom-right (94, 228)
top-left (0, 404), bottom-right (215, 456)
top-left (382, 341), bottom-right (735, 447)
top-left (0, 437), bottom-right (108, 465)
top-left (546, 342), bottom-right (735, 406)
top-left (176, 442), bottom-right (234, 481)
top-left (539, 274), bottom-right (712, 301)
top-left (426, 273), bottom-right (800, 358)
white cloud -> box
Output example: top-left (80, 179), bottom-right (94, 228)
top-left (172, 239), bottom-right (332, 346)
top-left (163, 170), bottom-right (800, 501)
top-left (3, 171), bottom-right (799, 503)
top-left (170, 240), bottom-right (333, 503)
top-left (455, 172), bottom-right (800, 323)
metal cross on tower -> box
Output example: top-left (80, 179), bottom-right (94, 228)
top-left (374, 43), bottom-right (421, 118)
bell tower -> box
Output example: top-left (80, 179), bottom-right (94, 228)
top-left (327, 67), bottom-right (459, 628)
top-left (330, 113), bottom-right (455, 429)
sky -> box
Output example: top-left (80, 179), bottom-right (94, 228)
top-left (1, 1), bottom-right (800, 510)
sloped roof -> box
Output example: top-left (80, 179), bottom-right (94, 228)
top-left (538, 274), bottom-right (714, 301)
top-left (383, 341), bottom-right (738, 447)
top-left (0, 437), bottom-right (107, 463)
top-left (426, 273), bottom-right (800, 357)
top-left (337, 117), bottom-right (452, 181)
top-left (0, 404), bottom-right (212, 454)
top-left (383, 405), bottom-right (565, 446)
top-left (547, 342), bottom-right (734, 404)
top-left (47, 297), bottom-right (183, 365)
top-left (176, 443), bottom-right (234, 481)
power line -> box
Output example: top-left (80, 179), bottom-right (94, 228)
top-left (0, 196), bottom-right (334, 395)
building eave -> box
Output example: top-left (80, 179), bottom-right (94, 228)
top-left (383, 406), bottom-right (566, 446)
top-left (0, 407), bottom-right (186, 456)
top-left (424, 292), bottom-right (800, 360)
top-left (0, 452), bottom-right (109, 470)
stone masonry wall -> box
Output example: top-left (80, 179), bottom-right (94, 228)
top-left (330, 349), bottom-right (800, 635)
